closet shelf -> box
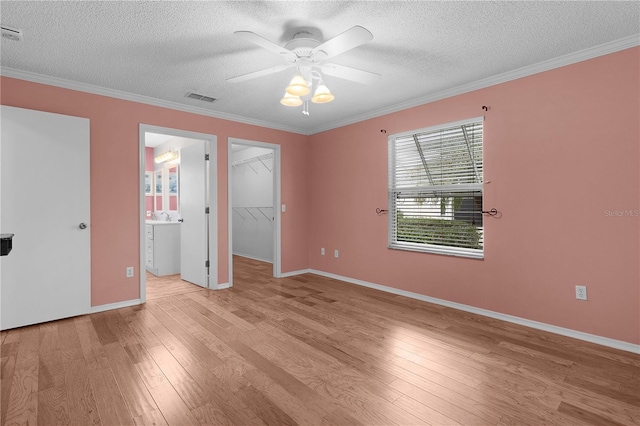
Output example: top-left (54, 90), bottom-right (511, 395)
top-left (232, 206), bottom-right (273, 221)
top-left (232, 153), bottom-right (273, 173)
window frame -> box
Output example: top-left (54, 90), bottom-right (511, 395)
top-left (387, 116), bottom-right (485, 259)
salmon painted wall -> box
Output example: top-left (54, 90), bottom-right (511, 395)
top-left (308, 48), bottom-right (640, 344)
top-left (0, 77), bottom-right (309, 306)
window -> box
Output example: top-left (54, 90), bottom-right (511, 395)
top-left (388, 117), bottom-right (484, 258)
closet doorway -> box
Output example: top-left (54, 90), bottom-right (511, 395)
top-left (228, 138), bottom-right (281, 286)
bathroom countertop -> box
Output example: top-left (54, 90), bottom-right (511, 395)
top-left (146, 220), bottom-right (181, 225)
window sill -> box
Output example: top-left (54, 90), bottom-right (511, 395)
top-left (389, 242), bottom-right (484, 260)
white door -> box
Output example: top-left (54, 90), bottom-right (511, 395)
top-left (180, 141), bottom-right (208, 287)
top-left (1, 106), bottom-right (90, 330)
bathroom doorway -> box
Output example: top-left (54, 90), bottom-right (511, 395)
top-left (138, 124), bottom-right (218, 302)
top-left (228, 138), bottom-right (281, 287)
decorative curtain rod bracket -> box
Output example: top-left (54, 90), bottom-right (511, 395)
top-left (482, 208), bottom-right (498, 216)
top-left (376, 208), bottom-right (388, 215)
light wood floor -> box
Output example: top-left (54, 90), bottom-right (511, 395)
top-left (1, 256), bottom-right (638, 425)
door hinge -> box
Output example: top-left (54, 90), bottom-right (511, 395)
top-left (205, 260), bottom-right (210, 268)
top-left (205, 207), bottom-right (210, 214)
top-left (205, 154), bottom-right (210, 161)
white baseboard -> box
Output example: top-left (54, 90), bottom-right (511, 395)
top-left (216, 282), bottom-right (231, 290)
top-left (91, 298), bottom-right (141, 313)
top-left (281, 268), bottom-right (312, 278)
top-left (307, 269), bottom-right (640, 354)
top-left (233, 253), bottom-right (273, 264)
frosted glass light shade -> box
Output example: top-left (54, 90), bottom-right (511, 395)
top-left (286, 74), bottom-right (310, 96)
top-left (311, 84), bottom-right (335, 103)
top-left (155, 150), bottom-right (179, 164)
top-left (280, 92), bottom-right (303, 106)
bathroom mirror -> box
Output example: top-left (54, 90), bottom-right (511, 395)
top-left (152, 165), bottom-right (179, 213)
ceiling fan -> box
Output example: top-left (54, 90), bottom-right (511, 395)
top-left (227, 26), bottom-right (380, 113)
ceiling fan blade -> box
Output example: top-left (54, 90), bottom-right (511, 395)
top-left (227, 64), bottom-right (293, 83)
top-left (321, 63), bottom-right (381, 84)
top-left (235, 31), bottom-right (295, 59)
top-left (311, 26), bottom-right (373, 59)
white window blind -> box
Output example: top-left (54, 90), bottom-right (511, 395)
top-left (388, 117), bottom-right (484, 258)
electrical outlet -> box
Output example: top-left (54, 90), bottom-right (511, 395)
top-left (321, 248), bottom-right (325, 255)
top-left (126, 266), bottom-right (134, 278)
top-left (334, 250), bottom-right (339, 258)
top-left (575, 285), bottom-right (587, 300)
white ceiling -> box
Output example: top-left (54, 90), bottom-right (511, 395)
top-left (1, 1), bottom-right (638, 135)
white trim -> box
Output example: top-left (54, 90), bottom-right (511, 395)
top-left (280, 268), bottom-right (313, 278)
top-left (307, 35), bottom-right (640, 134)
top-left (228, 138), bottom-right (282, 288)
top-left (138, 126), bottom-right (147, 303)
top-left (216, 282), bottom-right (231, 290)
top-left (91, 299), bottom-right (141, 314)
top-left (2, 35), bottom-right (636, 137)
top-left (307, 269), bottom-right (640, 354)
top-left (0, 67), bottom-right (307, 135)
top-left (233, 253), bottom-right (274, 264)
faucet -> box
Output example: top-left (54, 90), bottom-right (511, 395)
top-left (161, 212), bottom-right (170, 221)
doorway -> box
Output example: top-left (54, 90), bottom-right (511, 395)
top-left (138, 124), bottom-right (217, 302)
top-left (228, 138), bottom-right (281, 287)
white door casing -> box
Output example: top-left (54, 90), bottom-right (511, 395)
top-left (1, 105), bottom-right (91, 330)
top-left (180, 141), bottom-right (208, 287)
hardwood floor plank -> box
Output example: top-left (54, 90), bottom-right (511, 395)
top-left (145, 381), bottom-right (199, 426)
top-left (4, 327), bottom-right (39, 426)
top-left (36, 385), bottom-right (69, 426)
top-left (558, 401), bottom-right (629, 426)
top-left (190, 402), bottom-right (234, 426)
top-left (74, 316), bottom-right (110, 371)
top-left (88, 368), bottom-right (135, 426)
top-left (1, 344), bottom-right (19, 425)
top-left (133, 408), bottom-right (169, 426)
top-left (243, 368), bottom-right (327, 425)
top-left (389, 378), bottom-right (493, 425)
top-left (37, 324), bottom-right (63, 392)
top-left (235, 384), bottom-right (298, 426)
top-left (64, 358), bottom-right (101, 426)
top-left (102, 342), bottom-right (158, 418)
top-left (56, 318), bottom-right (83, 363)
top-left (225, 340), bottom-right (337, 418)
top-left (181, 361), bottom-right (266, 426)
top-left (145, 345), bottom-right (193, 386)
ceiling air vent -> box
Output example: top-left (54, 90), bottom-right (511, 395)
top-left (185, 92), bottom-right (217, 103)
top-left (1, 25), bottom-right (23, 42)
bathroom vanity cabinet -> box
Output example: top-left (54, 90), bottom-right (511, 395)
top-left (145, 221), bottom-right (181, 276)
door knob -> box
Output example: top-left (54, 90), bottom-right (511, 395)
top-left (79, 223), bottom-right (87, 230)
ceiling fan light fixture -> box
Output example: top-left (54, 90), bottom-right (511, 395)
top-left (280, 91), bottom-right (303, 107)
top-left (311, 84), bottom-right (335, 104)
top-left (286, 73), bottom-right (310, 96)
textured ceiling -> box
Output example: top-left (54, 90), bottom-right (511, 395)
top-left (1, 1), bottom-right (638, 135)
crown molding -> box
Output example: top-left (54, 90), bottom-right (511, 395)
top-left (0, 67), bottom-right (309, 135)
top-left (308, 34), bottom-right (640, 134)
top-left (2, 34), bottom-right (637, 136)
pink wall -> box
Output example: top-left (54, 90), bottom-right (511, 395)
top-left (308, 48), bottom-right (639, 344)
top-left (1, 47), bottom-right (637, 345)
top-left (0, 79), bottom-right (309, 306)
